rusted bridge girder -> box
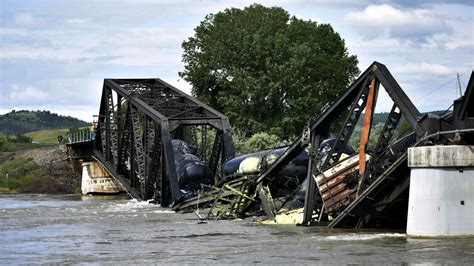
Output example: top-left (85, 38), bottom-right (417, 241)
top-left (95, 78), bottom-right (235, 206)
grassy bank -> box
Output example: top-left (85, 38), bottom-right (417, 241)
top-left (25, 127), bottom-right (90, 144)
top-left (11, 142), bottom-right (56, 151)
top-left (0, 157), bottom-right (75, 194)
top-left (25, 128), bottom-right (69, 144)
top-left (0, 128), bottom-right (81, 194)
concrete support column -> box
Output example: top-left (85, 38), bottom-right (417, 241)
top-left (407, 145), bottom-right (474, 237)
top-left (82, 161), bottom-right (124, 195)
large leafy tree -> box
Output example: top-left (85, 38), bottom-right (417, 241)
top-left (180, 4), bottom-right (359, 139)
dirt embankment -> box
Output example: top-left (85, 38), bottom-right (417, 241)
top-left (1, 145), bottom-right (81, 193)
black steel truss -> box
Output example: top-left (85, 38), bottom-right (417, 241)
top-left (255, 62), bottom-right (428, 226)
top-left (95, 78), bottom-right (235, 205)
top-left (171, 63), bottom-right (474, 229)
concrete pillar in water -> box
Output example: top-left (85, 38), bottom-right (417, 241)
top-left (81, 161), bottom-right (124, 195)
top-left (407, 145), bottom-right (474, 237)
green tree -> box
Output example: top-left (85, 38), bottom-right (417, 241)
top-left (8, 134), bottom-right (33, 143)
top-left (368, 122), bottom-right (385, 151)
top-left (395, 119), bottom-right (413, 140)
top-left (180, 4), bottom-right (359, 139)
top-left (233, 131), bottom-right (286, 155)
top-left (0, 133), bottom-right (11, 152)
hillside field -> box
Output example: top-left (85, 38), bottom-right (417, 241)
top-left (25, 129), bottom-right (70, 144)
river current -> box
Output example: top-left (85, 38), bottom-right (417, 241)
top-left (0, 194), bottom-right (473, 264)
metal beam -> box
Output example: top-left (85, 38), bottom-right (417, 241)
top-left (106, 79), bottom-right (168, 122)
top-left (257, 62), bottom-right (377, 185)
top-left (357, 77), bottom-right (378, 194)
top-left (374, 64), bottom-right (423, 136)
top-left (154, 77), bottom-right (228, 120)
top-left (95, 77), bottom-right (235, 205)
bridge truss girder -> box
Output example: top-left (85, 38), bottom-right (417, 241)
top-left (96, 78), bottom-right (235, 206)
top-left (256, 61), bottom-right (435, 227)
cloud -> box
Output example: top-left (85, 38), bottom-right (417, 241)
top-left (66, 18), bottom-right (91, 24)
top-left (77, 55), bottom-right (122, 63)
top-left (1, 0), bottom-right (472, 119)
top-left (88, 27), bottom-right (193, 66)
top-left (0, 28), bottom-right (28, 36)
top-left (344, 4), bottom-right (452, 41)
top-left (0, 44), bottom-right (83, 60)
top-left (13, 13), bottom-right (37, 26)
top-left (29, 78), bottom-right (104, 106)
top-left (346, 37), bottom-right (412, 49)
top-left (0, 78), bottom-right (102, 108)
top-left (7, 85), bottom-right (49, 103)
top-left (0, 23), bottom-right (190, 67)
top-left (392, 62), bottom-right (454, 76)
top-left (385, 0), bottom-right (474, 8)
top-left (423, 19), bottom-right (474, 50)
top-left (47, 106), bottom-right (98, 122)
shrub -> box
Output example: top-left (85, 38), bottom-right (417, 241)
top-left (0, 133), bottom-right (12, 152)
top-left (8, 134), bottom-right (33, 143)
top-left (18, 169), bottom-right (68, 194)
top-left (234, 132), bottom-right (286, 155)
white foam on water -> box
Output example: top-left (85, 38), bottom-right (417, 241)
top-left (322, 233), bottom-right (406, 241)
top-left (105, 199), bottom-right (172, 213)
top-left (153, 210), bottom-right (174, 214)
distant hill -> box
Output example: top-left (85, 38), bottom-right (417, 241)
top-left (0, 110), bottom-right (89, 135)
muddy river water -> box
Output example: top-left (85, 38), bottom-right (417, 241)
top-left (0, 194), bottom-right (473, 264)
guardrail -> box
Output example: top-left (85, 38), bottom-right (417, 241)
top-left (67, 129), bottom-right (96, 144)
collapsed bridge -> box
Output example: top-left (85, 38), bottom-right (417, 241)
top-left (67, 61), bottom-right (474, 230)
top-left (173, 62), bottom-right (474, 229)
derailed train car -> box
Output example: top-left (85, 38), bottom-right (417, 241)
top-left (175, 62), bottom-right (474, 230)
top-left (174, 138), bottom-right (355, 217)
top-left (220, 139), bottom-right (354, 210)
top-left (172, 140), bottom-right (214, 197)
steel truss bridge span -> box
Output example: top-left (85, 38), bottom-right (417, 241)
top-left (95, 78), bottom-right (235, 206)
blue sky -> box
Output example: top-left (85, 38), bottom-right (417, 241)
top-left (0, 0), bottom-right (473, 122)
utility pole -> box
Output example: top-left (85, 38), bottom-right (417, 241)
top-left (457, 73), bottom-right (463, 97)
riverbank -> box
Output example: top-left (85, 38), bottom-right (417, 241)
top-left (0, 144), bottom-right (81, 194)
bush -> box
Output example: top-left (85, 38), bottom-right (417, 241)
top-left (0, 133), bottom-right (12, 152)
top-left (0, 157), bottom-right (69, 193)
top-left (18, 170), bottom-right (68, 194)
top-left (234, 132), bottom-right (286, 155)
top-left (0, 157), bottom-right (35, 175)
top-left (8, 134), bottom-right (33, 143)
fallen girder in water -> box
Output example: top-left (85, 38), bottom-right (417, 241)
top-left (175, 62), bottom-right (474, 230)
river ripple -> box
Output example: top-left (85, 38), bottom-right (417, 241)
top-left (0, 194), bottom-right (473, 264)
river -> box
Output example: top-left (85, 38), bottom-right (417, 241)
top-left (0, 194), bottom-right (473, 264)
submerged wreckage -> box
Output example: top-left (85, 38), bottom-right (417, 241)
top-left (72, 61), bottom-right (474, 232)
top-left (173, 62), bottom-right (474, 230)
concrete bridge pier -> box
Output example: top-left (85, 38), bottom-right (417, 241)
top-left (407, 145), bottom-right (474, 237)
top-left (81, 161), bottom-right (125, 195)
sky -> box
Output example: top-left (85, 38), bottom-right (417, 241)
top-left (0, 0), bottom-right (473, 122)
